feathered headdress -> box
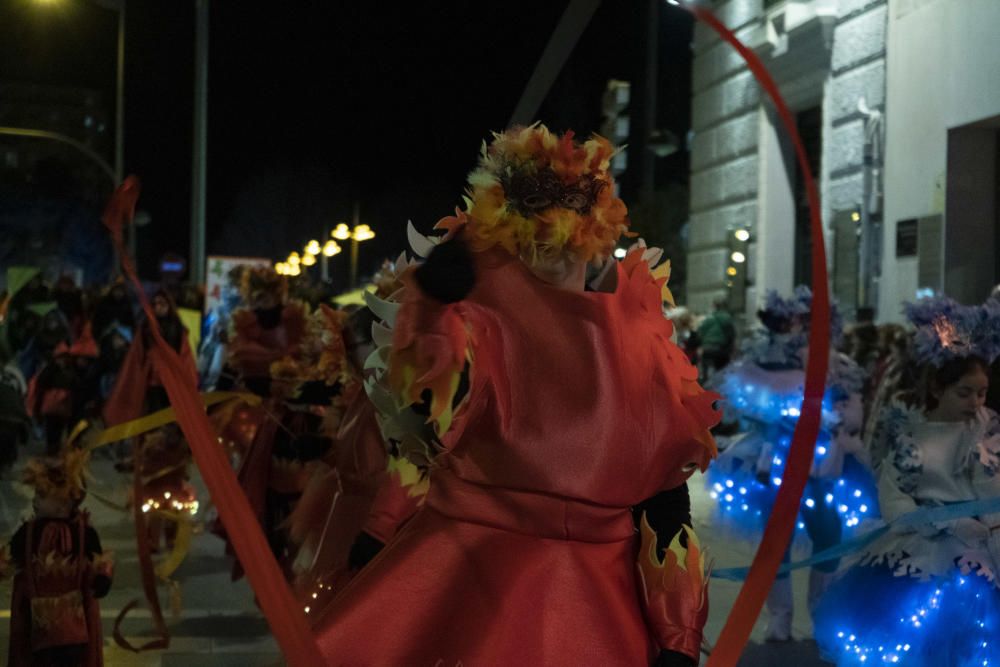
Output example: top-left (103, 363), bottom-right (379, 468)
top-left (240, 266), bottom-right (286, 303)
top-left (21, 448), bottom-right (90, 503)
top-left (758, 286), bottom-right (843, 342)
top-left (906, 296), bottom-right (1000, 367)
top-left (436, 124), bottom-right (630, 266)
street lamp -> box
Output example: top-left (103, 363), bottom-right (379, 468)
top-left (322, 240), bottom-right (341, 257)
top-left (332, 208), bottom-right (377, 287)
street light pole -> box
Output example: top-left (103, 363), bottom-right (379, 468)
top-left (115, 3), bottom-right (130, 267)
top-left (190, 0), bottom-right (209, 285)
top-left (350, 202), bottom-right (360, 288)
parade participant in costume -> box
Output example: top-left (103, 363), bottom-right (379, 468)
top-left (314, 125), bottom-right (719, 666)
top-left (813, 297), bottom-right (1000, 667)
top-left (103, 290), bottom-right (197, 546)
top-left (218, 270), bottom-right (338, 580)
top-left (135, 429), bottom-right (199, 553)
top-left (53, 276), bottom-right (86, 342)
top-left (2, 447), bottom-right (113, 667)
top-left (90, 280), bottom-right (135, 346)
top-left (706, 287), bottom-right (871, 641)
top-left (0, 353), bottom-right (30, 472)
top-left (288, 289), bottom-right (428, 616)
top-left (697, 298), bottom-right (736, 380)
top-left (27, 343), bottom-right (80, 456)
top-left (104, 289), bottom-right (197, 424)
top-left (861, 323), bottom-right (912, 452)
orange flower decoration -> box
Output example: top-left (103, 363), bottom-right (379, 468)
top-left (436, 124), bottom-right (629, 266)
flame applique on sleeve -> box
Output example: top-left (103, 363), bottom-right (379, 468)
top-left (636, 513), bottom-right (711, 660)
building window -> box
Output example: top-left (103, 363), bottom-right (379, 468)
top-left (794, 106), bottom-right (822, 287)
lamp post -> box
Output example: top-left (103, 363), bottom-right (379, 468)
top-left (332, 203), bottom-right (376, 288)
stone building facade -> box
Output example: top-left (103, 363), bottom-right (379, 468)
top-left (687, 0), bottom-right (1000, 321)
top-left (686, 0), bottom-right (888, 319)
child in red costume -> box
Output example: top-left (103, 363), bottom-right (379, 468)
top-left (3, 448), bottom-right (113, 667)
top-left (314, 125), bottom-right (719, 666)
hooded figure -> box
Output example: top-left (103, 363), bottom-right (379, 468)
top-left (103, 289), bottom-right (197, 427)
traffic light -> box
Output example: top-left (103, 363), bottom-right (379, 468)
top-left (601, 79), bottom-right (630, 177)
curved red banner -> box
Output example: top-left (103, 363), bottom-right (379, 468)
top-left (678, 5), bottom-right (833, 666)
top-left (103, 178), bottom-right (324, 666)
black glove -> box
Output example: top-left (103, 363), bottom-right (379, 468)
top-left (654, 649), bottom-right (697, 667)
top-left (348, 531), bottom-right (385, 571)
top-left (414, 233), bottom-right (476, 304)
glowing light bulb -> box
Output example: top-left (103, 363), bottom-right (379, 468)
top-left (353, 224), bottom-right (375, 241)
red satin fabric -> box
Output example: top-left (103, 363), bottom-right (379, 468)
top-left (682, 6), bottom-right (831, 666)
top-left (102, 328), bottom-right (198, 427)
top-left (7, 520), bottom-right (104, 667)
top-left (102, 178), bottom-right (324, 666)
top-left (288, 385), bottom-right (396, 611)
top-left (361, 458), bottom-right (424, 545)
top-left (314, 249), bottom-right (718, 664)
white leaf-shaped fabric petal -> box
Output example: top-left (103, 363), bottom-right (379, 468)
top-left (363, 346), bottom-right (388, 371)
top-left (643, 246), bottom-right (664, 267)
top-left (365, 381), bottom-right (397, 415)
top-left (407, 220), bottom-right (437, 258)
top-left (364, 291), bottom-right (400, 328)
top-left (371, 321), bottom-right (393, 348)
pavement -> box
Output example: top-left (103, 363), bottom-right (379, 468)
top-left (692, 471), bottom-right (834, 666)
top-left (0, 438), bottom-right (832, 666)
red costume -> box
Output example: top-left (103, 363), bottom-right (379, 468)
top-left (314, 126), bottom-right (719, 665)
top-left (102, 298), bottom-right (197, 428)
top-left (288, 378), bottom-right (424, 614)
top-left (4, 450), bottom-right (113, 667)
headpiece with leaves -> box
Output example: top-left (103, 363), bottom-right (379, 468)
top-left (435, 124), bottom-right (629, 266)
top-left (21, 448), bottom-right (90, 503)
top-left (240, 266), bottom-right (286, 303)
top-left (905, 296), bottom-right (1000, 367)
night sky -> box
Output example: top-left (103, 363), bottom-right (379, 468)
top-left (1, 0), bottom-right (693, 286)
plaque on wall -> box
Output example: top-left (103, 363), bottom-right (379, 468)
top-left (896, 218), bottom-right (918, 257)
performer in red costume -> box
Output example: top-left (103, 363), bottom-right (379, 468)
top-left (288, 304), bottom-right (426, 617)
top-left (103, 289), bottom-right (198, 427)
top-left (315, 125), bottom-right (720, 666)
top-left (220, 268), bottom-right (340, 579)
top-left (3, 448), bottom-right (113, 667)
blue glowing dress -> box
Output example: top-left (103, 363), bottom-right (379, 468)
top-left (814, 404), bottom-right (1000, 666)
top-left (706, 333), bottom-right (876, 539)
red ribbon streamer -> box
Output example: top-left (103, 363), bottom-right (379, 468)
top-left (679, 5), bottom-right (832, 666)
top-left (102, 178), bottom-right (324, 666)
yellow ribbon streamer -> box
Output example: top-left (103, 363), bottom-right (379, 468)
top-left (155, 517), bottom-right (193, 581)
top-left (90, 391), bottom-right (261, 449)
